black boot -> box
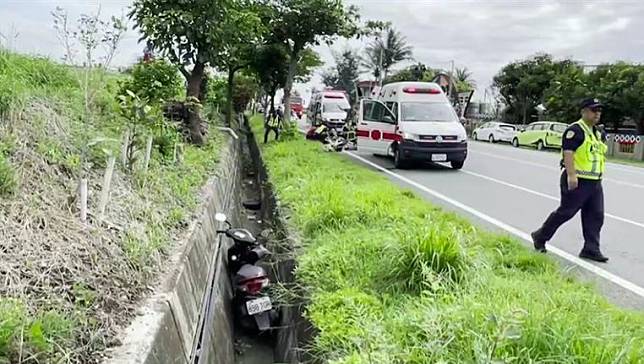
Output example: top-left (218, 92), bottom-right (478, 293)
top-left (579, 250), bottom-right (609, 263)
top-left (531, 231), bottom-right (547, 253)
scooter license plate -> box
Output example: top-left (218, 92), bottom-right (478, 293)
top-left (431, 154), bottom-right (447, 162)
top-left (246, 296), bottom-right (272, 315)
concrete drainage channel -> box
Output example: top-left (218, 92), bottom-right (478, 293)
top-left (103, 118), bottom-right (311, 364)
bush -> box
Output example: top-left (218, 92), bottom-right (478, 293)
top-left (118, 59), bottom-right (182, 105)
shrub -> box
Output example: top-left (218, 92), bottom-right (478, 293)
top-left (118, 59), bottom-right (182, 105)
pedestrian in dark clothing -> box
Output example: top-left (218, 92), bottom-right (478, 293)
top-left (531, 98), bottom-right (609, 262)
top-left (264, 111), bottom-right (280, 144)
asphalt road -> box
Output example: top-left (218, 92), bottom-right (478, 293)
top-left (347, 140), bottom-right (644, 309)
top-left (295, 116), bottom-right (644, 308)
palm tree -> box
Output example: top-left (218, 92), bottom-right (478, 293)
top-left (362, 27), bottom-right (413, 81)
top-left (455, 67), bottom-right (476, 91)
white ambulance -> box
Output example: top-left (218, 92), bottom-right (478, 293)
top-left (307, 89), bottom-right (351, 129)
top-left (356, 82), bottom-right (468, 169)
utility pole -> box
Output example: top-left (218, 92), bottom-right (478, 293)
top-left (448, 59), bottom-right (455, 104)
top-left (378, 45), bottom-right (384, 87)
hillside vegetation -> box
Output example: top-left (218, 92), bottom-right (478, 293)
top-left (0, 50), bottom-right (222, 363)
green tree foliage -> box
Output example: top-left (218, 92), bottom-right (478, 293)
top-left (497, 54), bottom-right (644, 132)
top-left (129, 0), bottom-right (235, 143)
top-left (211, 1), bottom-right (266, 125)
top-left (118, 59), bottom-right (182, 106)
top-left (249, 44), bottom-right (320, 114)
top-left (455, 67), bottom-right (476, 92)
top-left (321, 48), bottom-right (360, 104)
top-left (269, 0), bottom-right (375, 123)
top-left (543, 63), bottom-right (588, 124)
top-left (493, 54), bottom-right (576, 124)
top-left (384, 63), bottom-right (436, 84)
top-left (129, 0), bottom-right (229, 98)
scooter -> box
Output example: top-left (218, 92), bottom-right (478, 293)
top-left (215, 213), bottom-right (277, 333)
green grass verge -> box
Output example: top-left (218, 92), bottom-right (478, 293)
top-left (252, 116), bottom-right (644, 363)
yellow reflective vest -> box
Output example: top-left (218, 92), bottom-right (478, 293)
top-left (570, 119), bottom-right (607, 180)
top-left (267, 115), bottom-right (279, 128)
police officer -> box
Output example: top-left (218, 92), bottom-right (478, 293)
top-left (264, 110), bottom-right (280, 144)
top-left (531, 98), bottom-right (609, 262)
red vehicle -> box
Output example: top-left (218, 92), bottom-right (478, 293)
top-left (289, 96), bottom-right (304, 119)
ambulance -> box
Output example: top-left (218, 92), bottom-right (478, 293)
top-left (356, 82), bottom-right (468, 169)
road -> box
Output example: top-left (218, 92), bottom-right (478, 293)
top-left (294, 116), bottom-right (644, 308)
top-left (346, 140), bottom-right (644, 308)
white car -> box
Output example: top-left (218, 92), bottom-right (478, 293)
top-left (472, 122), bottom-right (519, 143)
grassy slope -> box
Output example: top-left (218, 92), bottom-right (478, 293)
top-left (251, 116), bottom-right (644, 364)
top-left (0, 50), bottom-right (222, 363)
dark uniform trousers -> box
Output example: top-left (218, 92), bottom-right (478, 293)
top-left (534, 171), bottom-right (604, 253)
top-left (264, 126), bottom-right (279, 143)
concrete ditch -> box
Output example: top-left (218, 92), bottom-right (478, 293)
top-left (244, 117), bottom-right (315, 364)
top-left (104, 135), bottom-right (243, 364)
top-left (104, 118), bottom-right (313, 364)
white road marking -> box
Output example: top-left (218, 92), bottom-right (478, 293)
top-left (469, 148), bottom-right (644, 189)
top-left (345, 151), bottom-right (644, 299)
top-left (460, 169), bottom-right (644, 229)
top-left (471, 141), bottom-right (644, 176)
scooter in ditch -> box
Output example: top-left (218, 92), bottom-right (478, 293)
top-left (215, 213), bottom-right (278, 333)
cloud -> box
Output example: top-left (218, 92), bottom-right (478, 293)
top-left (2, 0), bottom-right (643, 102)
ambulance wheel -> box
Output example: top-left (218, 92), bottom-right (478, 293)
top-left (394, 148), bottom-right (408, 169)
top-left (451, 160), bottom-right (465, 170)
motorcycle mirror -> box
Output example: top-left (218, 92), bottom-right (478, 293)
top-left (215, 213), bottom-right (227, 222)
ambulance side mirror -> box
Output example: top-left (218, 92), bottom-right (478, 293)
top-left (382, 115), bottom-right (395, 124)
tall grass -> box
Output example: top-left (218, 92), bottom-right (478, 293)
top-left (251, 115), bottom-right (644, 363)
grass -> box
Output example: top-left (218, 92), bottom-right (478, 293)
top-left (252, 115), bottom-right (644, 363)
top-left (0, 49), bottom-right (224, 362)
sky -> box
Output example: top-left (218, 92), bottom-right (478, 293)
top-left (2, 0), bottom-right (644, 103)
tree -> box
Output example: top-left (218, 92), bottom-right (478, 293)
top-left (295, 48), bottom-right (323, 83)
top-left (543, 63), bottom-right (588, 123)
top-left (211, 1), bottom-right (266, 126)
top-left (589, 63), bottom-right (644, 133)
top-left (384, 63), bottom-right (436, 84)
top-left (269, 0), bottom-right (373, 123)
top-left (363, 27), bottom-right (413, 82)
top-left (493, 54), bottom-right (574, 124)
top-left (249, 44), bottom-right (290, 115)
top-left (129, 0), bottom-right (234, 143)
top-left (321, 48), bottom-right (360, 104)
top-left (455, 67), bottom-right (476, 92)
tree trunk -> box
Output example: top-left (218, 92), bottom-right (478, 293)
top-left (199, 75), bottom-right (209, 101)
top-left (187, 61), bottom-right (205, 99)
top-left (226, 67), bottom-right (235, 127)
top-left (185, 61), bottom-right (206, 145)
top-left (269, 88), bottom-right (276, 116)
top-left (283, 52), bottom-right (299, 124)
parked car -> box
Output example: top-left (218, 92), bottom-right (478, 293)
top-left (512, 121), bottom-right (568, 150)
top-left (472, 122), bottom-right (519, 143)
